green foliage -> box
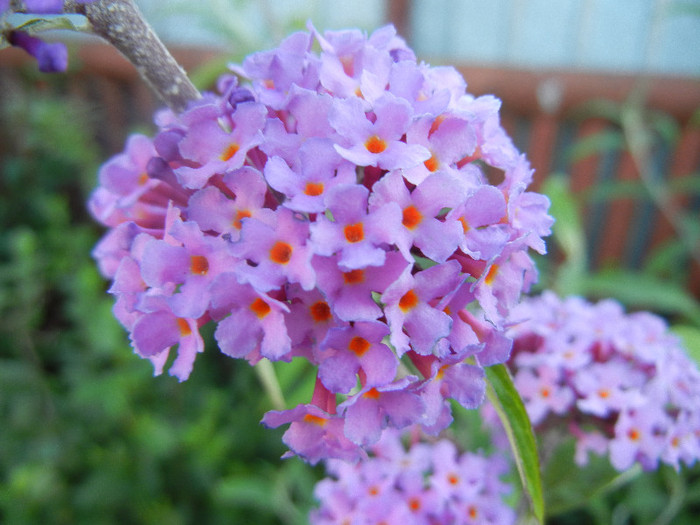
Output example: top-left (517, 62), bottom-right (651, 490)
top-left (534, 93), bottom-right (700, 523)
top-left (485, 365), bottom-right (544, 524)
top-left (0, 86), bottom-right (319, 524)
top-left (540, 94), bottom-right (700, 328)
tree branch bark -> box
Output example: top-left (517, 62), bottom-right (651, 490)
top-left (65, 0), bottom-right (201, 112)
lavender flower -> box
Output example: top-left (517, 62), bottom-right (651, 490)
top-left (310, 428), bottom-right (515, 524)
top-left (88, 24), bottom-right (553, 462)
top-left (507, 291), bottom-right (700, 471)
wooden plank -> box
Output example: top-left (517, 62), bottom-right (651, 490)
top-left (453, 66), bottom-right (700, 122)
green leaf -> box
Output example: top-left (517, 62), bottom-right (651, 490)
top-left (580, 270), bottom-right (700, 326)
top-left (541, 175), bottom-right (588, 295)
top-left (485, 364), bottom-right (544, 523)
top-left (671, 325), bottom-right (700, 367)
top-left (543, 437), bottom-right (641, 517)
top-left (566, 129), bottom-right (625, 163)
top-left (16, 15), bottom-right (91, 35)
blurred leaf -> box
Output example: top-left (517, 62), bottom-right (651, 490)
top-left (582, 179), bottom-right (648, 201)
top-left (648, 109), bottom-right (681, 145)
top-left (541, 175), bottom-right (588, 295)
top-left (580, 270), bottom-right (700, 326)
top-left (485, 364), bottom-right (544, 524)
top-left (543, 438), bottom-right (640, 517)
top-left (570, 99), bottom-right (623, 124)
top-left (643, 238), bottom-right (691, 283)
top-left (671, 325), bottom-right (700, 367)
top-left (566, 129), bottom-right (625, 163)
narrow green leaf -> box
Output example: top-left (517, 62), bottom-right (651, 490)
top-left (580, 270), bottom-right (700, 326)
top-left (17, 15), bottom-right (91, 35)
top-left (485, 364), bottom-right (544, 523)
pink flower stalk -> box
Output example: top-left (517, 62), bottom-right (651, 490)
top-left (310, 428), bottom-right (515, 524)
top-left (507, 291), bottom-right (700, 471)
top-left (89, 24), bottom-right (553, 462)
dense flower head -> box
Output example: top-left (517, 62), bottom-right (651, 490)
top-left (88, 24), bottom-right (553, 462)
top-left (507, 291), bottom-right (700, 471)
top-left (310, 427), bottom-right (515, 524)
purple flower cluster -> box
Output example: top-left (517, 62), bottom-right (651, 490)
top-left (507, 291), bottom-right (700, 471)
top-left (310, 428), bottom-right (515, 524)
top-left (1, 1), bottom-right (96, 72)
top-left (88, 25), bottom-right (552, 463)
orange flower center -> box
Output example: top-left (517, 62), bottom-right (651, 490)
top-left (398, 289), bottom-right (419, 312)
top-left (310, 301), bottom-right (332, 323)
top-left (249, 297), bottom-right (271, 318)
top-left (424, 155), bottom-right (439, 172)
top-left (304, 181), bottom-right (324, 196)
top-left (269, 241), bottom-right (292, 264)
top-left (190, 255), bottom-right (209, 275)
top-left (233, 209), bottom-right (251, 229)
top-left (484, 264), bottom-right (499, 285)
top-left (220, 143), bottom-right (240, 161)
top-left (365, 135), bottom-right (387, 154)
top-left (343, 269), bottom-right (365, 284)
top-left (348, 336), bottom-right (371, 356)
top-left (344, 223), bottom-right (364, 243)
top-left (402, 205), bottom-right (423, 229)
top-left (177, 318), bottom-right (192, 336)
top-left (302, 413), bottom-right (327, 427)
top-left (363, 387), bottom-right (381, 399)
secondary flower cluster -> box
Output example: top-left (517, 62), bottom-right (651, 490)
top-left (507, 291), bottom-right (700, 471)
top-left (89, 25), bottom-right (552, 463)
top-left (1, 0), bottom-right (96, 72)
top-left (310, 428), bottom-right (515, 524)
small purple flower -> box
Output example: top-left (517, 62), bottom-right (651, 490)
top-left (316, 321), bottom-right (397, 394)
top-left (263, 139), bottom-right (356, 214)
top-left (231, 207), bottom-right (316, 292)
top-left (312, 251), bottom-right (408, 322)
top-left (369, 170), bottom-right (466, 262)
top-left (331, 93), bottom-right (430, 170)
top-left (174, 101), bottom-right (267, 189)
top-left (310, 183), bottom-right (404, 270)
top-left (262, 403), bottom-right (365, 465)
top-left (339, 378), bottom-right (424, 446)
top-left (382, 260), bottom-right (464, 356)
top-left (9, 30), bottom-right (67, 73)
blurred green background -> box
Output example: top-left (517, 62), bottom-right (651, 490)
top-left (1, 1), bottom-right (700, 524)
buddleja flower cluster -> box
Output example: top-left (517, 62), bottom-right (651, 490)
top-left (310, 428), bottom-right (515, 524)
top-left (507, 291), bottom-right (700, 471)
top-left (1, 1), bottom-right (96, 72)
top-left (89, 25), bottom-right (552, 463)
